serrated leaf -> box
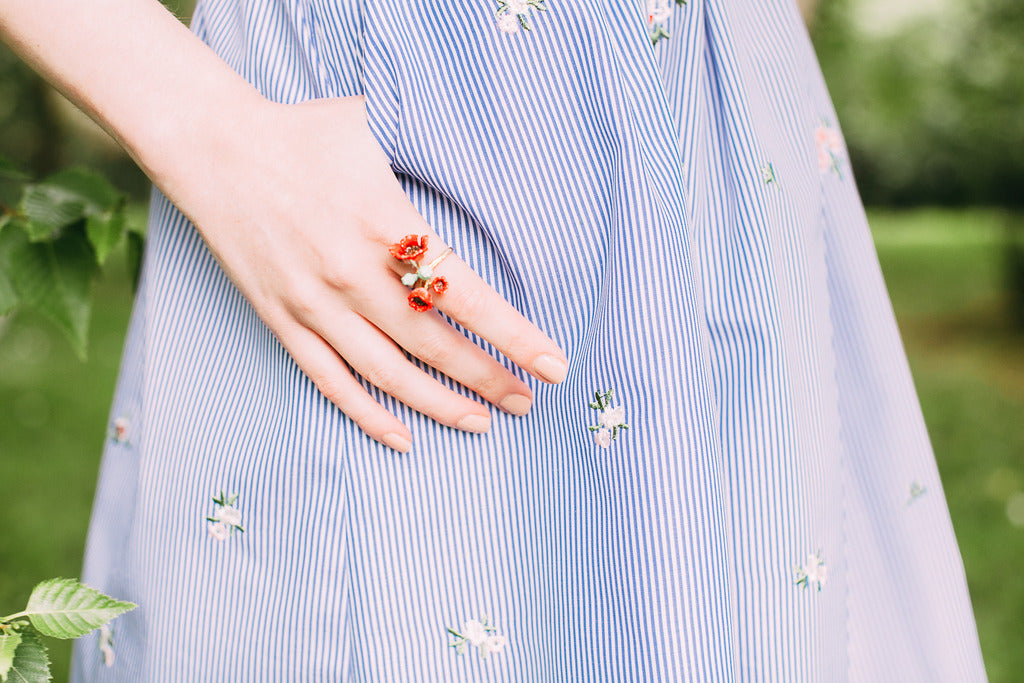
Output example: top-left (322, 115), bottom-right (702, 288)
top-left (5, 628), bottom-right (49, 683)
top-left (41, 169), bottom-right (120, 211)
top-left (19, 169), bottom-right (122, 242)
top-left (7, 229), bottom-right (96, 359)
top-left (19, 186), bottom-right (86, 242)
top-left (0, 629), bottom-right (22, 682)
top-left (85, 199), bottom-right (126, 266)
top-left (24, 579), bottom-right (135, 640)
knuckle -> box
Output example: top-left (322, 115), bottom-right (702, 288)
top-left (415, 333), bottom-right (451, 367)
top-left (322, 261), bottom-right (356, 292)
top-left (310, 371), bottom-right (349, 405)
top-left (470, 371), bottom-right (507, 399)
top-left (364, 364), bottom-right (401, 395)
top-left (445, 284), bottom-right (489, 323)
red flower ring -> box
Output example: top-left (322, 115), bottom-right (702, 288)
top-left (389, 234), bottom-right (429, 261)
top-left (408, 287), bottom-right (433, 312)
top-left (430, 276), bottom-right (448, 294)
top-left (389, 234), bottom-right (453, 311)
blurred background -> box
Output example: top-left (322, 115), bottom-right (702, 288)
top-left (1, 0), bottom-right (1022, 679)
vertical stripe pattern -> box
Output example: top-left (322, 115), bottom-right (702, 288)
top-left (72, 0), bottom-right (986, 680)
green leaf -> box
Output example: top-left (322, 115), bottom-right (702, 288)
top-left (23, 579), bottom-right (135, 641)
top-left (85, 198), bottom-right (126, 266)
top-left (126, 230), bottom-right (144, 293)
top-left (6, 229), bottom-right (97, 359)
top-left (0, 629), bottom-right (22, 682)
top-left (19, 169), bottom-right (122, 242)
top-left (5, 627), bottom-right (49, 683)
top-left (0, 223), bottom-right (24, 316)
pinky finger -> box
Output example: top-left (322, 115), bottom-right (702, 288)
top-left (279, 322), bottom-right (413, 453)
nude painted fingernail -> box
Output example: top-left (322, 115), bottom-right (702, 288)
top-left (499, 393), bottom-right (532, 416)
top-left (532, 354), bottom-right (569, 383)
top-left (456, 414), bottom-right (492, 434)
top-left (382, 433), bottom-right (412, 453)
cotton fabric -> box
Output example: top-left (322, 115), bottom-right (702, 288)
top-left (72, 0), bottom-right (986, 680)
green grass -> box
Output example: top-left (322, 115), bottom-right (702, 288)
top-left (1, 208), bottom-right (1022, 680)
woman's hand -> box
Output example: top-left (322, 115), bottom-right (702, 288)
top-left (156, 95), bottom-right (569, 453)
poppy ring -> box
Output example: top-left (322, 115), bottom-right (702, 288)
top-left (388, 234), bottom-right (454, 312)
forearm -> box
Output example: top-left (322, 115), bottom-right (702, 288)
top-left (0, 0), bottom-right (262, 191)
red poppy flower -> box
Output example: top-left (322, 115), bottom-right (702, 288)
top-left (430, 276), bottom-right (448, 294)
top-left (408, 287), bottom-right (433, 312)
top-left (389, 234), bottom-right (429, 261)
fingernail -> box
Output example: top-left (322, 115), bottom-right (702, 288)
top-left (499, 393), bottom-right (532, 416)
top-left (456, 414), bottom-right (492, 434)
top-left (532, 354), bottom-right (569, 383)
top-left (382, 432), bottom-right (412, 453)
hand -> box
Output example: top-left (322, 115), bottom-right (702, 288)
top-left (154, 94), bottom-right (570, 453)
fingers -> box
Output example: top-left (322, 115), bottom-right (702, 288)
top-left (275, 320), bottom-right (414, 453)
top-left (351, 278), bottom-right (537, 416)
top-left (378, 234), bottom-right (570, 385)
top-left (318, 310), bottom-right (498, 432)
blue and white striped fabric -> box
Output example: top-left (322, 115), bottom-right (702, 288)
top-left (73, 0), bottom-right (986, 680)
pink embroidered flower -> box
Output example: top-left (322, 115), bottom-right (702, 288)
top-left (112, 415), bottom-right (130, 443)
top-left (815, 124), bottom-right (844, 175)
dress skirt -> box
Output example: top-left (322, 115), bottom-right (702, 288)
top-left (72, 0), bottom-right (987, 679)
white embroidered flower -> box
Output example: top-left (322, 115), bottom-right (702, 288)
top-left (99, 625), bottom-right (115, 667)
top-left (587, 389), bottom-right (629, 448)
top-left (461, 620), bottom-right (488, 647)
top-left (448, 614), bottom-right (506, 657)
top-left (208, 521), bottom-right (230, 541)
top-left (506, 0), bottom-right (531, 14)
top-left (647, 0), bottom-right (673, 25)
top-left (112, 416), bottom-right (130, 443)
top-left (214, 505), bottom-right (243, 527)
top-left (496, 12), bottom-right (520, 33)
top-left (480, 634), bottom-right (508, 657)
top-left (795, 551), bottom-right (827, 591)
top-left (599, 405), bottom-right (626, 429)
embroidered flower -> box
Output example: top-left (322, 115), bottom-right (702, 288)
top-left (408, 287), bottom-right (433, 312)
top-left (587, 389), bottom-right (629, 448)
top-left (815, 123), bottom-right (845, 177)
top-left (761, 163), bottom-right (777, 186)
top-left (109, 415), bottom-right (130, 444)
top-left (495, 0), bottom-right (547, 34)
top-left (206, 491), bottom-right (245, 540)
top-left (794, 550), bottom-right (827, 591)
top-left (207, 521), bottom-right (230, 541)
top-left (389, 234), bottom-right (429, 261)
top-left (647, 0), bottom-right (686, 46)
top-left (448, 614), bottom-right (507, 658)
top-left (907, 480), bottom-right (927, 505)
top-left (95, 624), bottom-right (115, 667)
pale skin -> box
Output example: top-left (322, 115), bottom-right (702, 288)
top-left (0, 0), bottom-right (570, 453)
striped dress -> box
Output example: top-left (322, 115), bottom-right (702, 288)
top-left (73, 0), bottom-right (987, 680)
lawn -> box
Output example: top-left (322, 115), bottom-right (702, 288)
top-left (1, 208), bottom-right (1021, 680)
